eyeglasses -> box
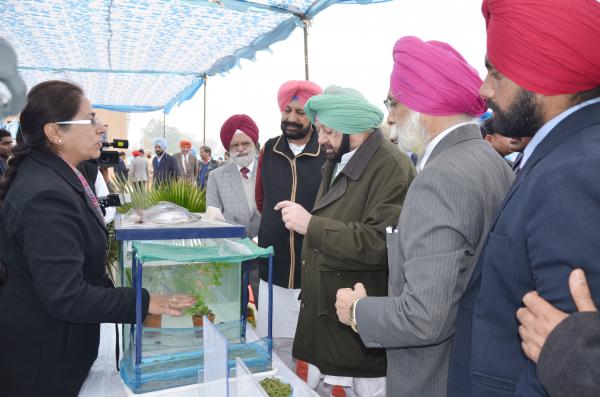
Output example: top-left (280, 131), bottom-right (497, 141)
top-left (383, 98), bottom-right (397, 112)
top-left (56, 118), bottom-right (103, 127)
top-left (229, 141), bottom-right (253, 151)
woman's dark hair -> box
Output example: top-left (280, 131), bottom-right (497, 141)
top-left (0, 80), bottom-right (83, 205)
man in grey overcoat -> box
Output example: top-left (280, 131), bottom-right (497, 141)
top-left (335, 36), bottom-right (514, 397)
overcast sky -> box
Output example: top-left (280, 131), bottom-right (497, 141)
top-left (128, 0), bottom-right (487, 157)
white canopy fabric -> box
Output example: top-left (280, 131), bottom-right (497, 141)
top-left (1, 0), bottom-right (388, 113)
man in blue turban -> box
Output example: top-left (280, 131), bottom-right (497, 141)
top-left (152, 137), bottom-right (180, 185)
top-left (275, 86), bottom-right (416, 396)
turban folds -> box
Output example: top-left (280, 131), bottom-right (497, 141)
top-left (391, 36), bottom-right (487, 117)
top-left (304, 85), bottom-right (383, 134)
top-left (180, 140), bottom-right (192, 149)
top-left (154, 138), bottom-right (167, 150)
top-left (483, 0), bottom-right (600, 95)
top-left (220, 114), bottom-right (259, 149)
top-left (277, 80), bottom-right (323, 112)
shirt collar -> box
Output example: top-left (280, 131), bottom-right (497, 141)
top-left (519, 97), bottom-right (600, 169)
top-left (288, 141), bottom-right (306, 156)
top-left (339, 147), bottom-right (357, 169)
top-left (333, 147), bottom-right (357, 180)
top-left (418, 121), bottom-right (478, 171)
top-left (236, 159), bottom-right (255, 173)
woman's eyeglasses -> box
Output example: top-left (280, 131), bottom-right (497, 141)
top-left (55, 118), bottom-right (103, 126)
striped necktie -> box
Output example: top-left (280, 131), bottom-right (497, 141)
top-left (512, 152), bottom-right (524, 174)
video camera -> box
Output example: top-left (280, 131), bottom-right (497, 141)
top-left (98, 138), bottom-right (129, 167)
top-left (97, 193), bottom-right (123, 210)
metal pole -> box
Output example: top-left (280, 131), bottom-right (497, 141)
top-left (203, 75), bottom-right (207, 146)
top-left (162, 112), bottom-right (166, 139)
top-left (303, 18), bottom-right (310, 80)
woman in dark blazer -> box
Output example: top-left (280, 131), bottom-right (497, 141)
top-left (0, 81), bottom-right (194, 397)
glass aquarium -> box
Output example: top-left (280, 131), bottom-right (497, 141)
top-left (115, 215), bottom-right (274, 394)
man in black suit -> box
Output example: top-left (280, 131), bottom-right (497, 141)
top-left (448, 1), bottom-right (600, 396)
top-left (152, 138), bottom-right (179, 185)
top-left (0, 128), bottom-right (13, 176)
top-left (517, 269), bottom-right (599, 397)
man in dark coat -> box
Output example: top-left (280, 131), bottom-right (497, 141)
top-left (197, 145), bottom-right (219, 188)
top-left (254, 80), bottom-right (325, 366)
top-left (152, 138), bottom-right (180, 185)
top-left (0, 128), bottom-right (13, 176)
top-left (448, 1), bottom-right (600, 396)
top-left (517, 269), bottom-right (600, 397)
top-left (276, 86), bottom-right (415, 396)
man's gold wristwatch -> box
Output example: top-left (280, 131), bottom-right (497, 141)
top-left (349, 298), bottom-right (361, 333)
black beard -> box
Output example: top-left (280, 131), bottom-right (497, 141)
top-left (155, 149), bottom-right (164, 156)
top-left (327, 134), bottom-right (351, 163)
top-left (489, 89), bottom-right (545, 138)
top-left (281, 121), bottom-right (311, 140)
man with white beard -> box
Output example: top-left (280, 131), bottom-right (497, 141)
top-left (334, 36), bottom-right (514, 397)
top-left (206, 114), bottom-right (261, 239)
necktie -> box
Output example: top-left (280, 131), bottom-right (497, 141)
top-left (512, 152), bottom-right (524, 174)
top-left (240, 167), bottom-right (250, 179)
top-left (410, 153), bottom-right (419, 166)
top-left (69, 165), bottom-right (105, 223)
top-left (182, 154), bottom-right (187, 174)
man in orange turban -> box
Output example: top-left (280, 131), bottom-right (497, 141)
top-left (173, 139), bottom-right (198, 182)
top-left (449, 1), bottom-right (600, 397)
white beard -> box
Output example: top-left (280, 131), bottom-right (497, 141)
top-left (392, 110), bottom-right (428, 157)
top-left (231, 147), bottom-right (255, 168)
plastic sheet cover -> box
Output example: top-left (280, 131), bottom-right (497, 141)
top-left (201, 318), bottom-right (229, 397)
top-left (132, 237), bottom-right (273, 263)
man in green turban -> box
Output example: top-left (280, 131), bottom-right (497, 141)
top-left (275, 86), bottom-right (416, 396)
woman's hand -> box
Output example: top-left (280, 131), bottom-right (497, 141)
top-left (149, 294), bottom-right (195, 317)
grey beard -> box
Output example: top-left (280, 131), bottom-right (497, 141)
top-left (231, 151), bottom-right (254, 168)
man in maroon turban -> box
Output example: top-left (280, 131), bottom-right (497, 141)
top-left (206, 114), bottom-right (262, 311)
top-left (449, 1), bottom-right (600, 397)
top-left (254, 80), bottom-right (326, 371)
top-left (208, 114), bottom-right (260, 236)
top-left (219, 114), bottom-right (259, 151)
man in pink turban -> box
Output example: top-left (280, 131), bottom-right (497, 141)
top-left (254, 80), bottom-right (326, 371)
top-left (449, 2), bottom-right (600, 397)
top-left (334, 35), bottom-right (514, 396)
